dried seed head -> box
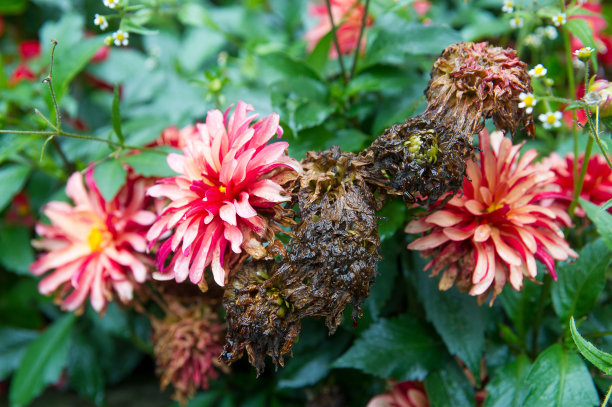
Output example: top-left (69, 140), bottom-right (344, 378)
top-left (425, 42), bottom-right (534, 137)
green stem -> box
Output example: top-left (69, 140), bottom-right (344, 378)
top-left (584, 330), bottom-right (612, 339)
top-left (538, 95), bottom-right (582, 106)
top-left (325, 0), bottom-right (348, 84)
top-left (569, 130), bottom-right (594, 216)
top-left (0, 129), bottom-right (166, 154)
top-left (531, 275), bottom-right (552, 358)
top-left (602, 383), bottom-right (612, 407)
top-left (561, 0), bottom-right (579, 181)
top-left (349, 0), bottom-right (370, 81)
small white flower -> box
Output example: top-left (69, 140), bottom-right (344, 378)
top-left (538, 111), bottom-right (562, 129)
top-left (509, 16), bottom-right (524, 29)
top-left (518, 92), bottom-right (537, 114)
top-left (552, 13), bottom-right (567, 27)
top-left (93, 14), bottom-right (108, 31)
top-left (103, 0), bottom-right (120, 8)
top-left (525, 34), bottom-right (543, 48)
top-left (502, 1), bottom-right (514, 13)
top-left (543, 25), bottom-right (558, 40)
top-left (573, 46), bottom-right (596, 60)
top-left (112, 30), bottom-right (129, 47)
top-left (529, 64), bottom-right (547, 78)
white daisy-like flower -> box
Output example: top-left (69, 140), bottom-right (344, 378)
top-left (93, 14), bottom-right (108, 31)
top-left (539, 111), bottom-right (562, 129)
top-left (574, 46), bottom-right (596, 60)
top-left (502, 1), bottom-right (514, 13)
top-left (509, 16), bottom-right (524, 29)
top-left (529, 64), bottom-right (547, 78)
top-left (525, 34), bottom-right (543, 48)
top-left (543, 25), bottom-right (558, 39)
top-left (112, 30), bottom-right (129, 47)
top-left (552, 13), bottom-right (567, 27)
top-left (518, 92), bottom-right (537, 114)
top-left (103, 0), bottom-right (120, 8)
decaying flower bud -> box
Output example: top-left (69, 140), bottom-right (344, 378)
top-left (223, 147), bottom-right (381, 373)
top-left (425, 42), bottom-right (535, 137)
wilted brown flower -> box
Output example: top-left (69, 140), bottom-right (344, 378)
top-left (424, 42), bottom-right (535, 137)
top-left (152, 295), bottom-right (228, 405)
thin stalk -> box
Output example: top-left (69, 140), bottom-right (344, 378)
top-left (531, 275), bottom-right (552, 358)
top-left (561, 0), bottom-right (579, 182)
top-left (584, 330), bottom-right (612, 339)
top-left (569, 131), bottom-right (594, 216)
top-left (0, 129), bottom-right (166, 154)
top-left (349, 0), bottom-right (370, 81)
top-left (325, 0), bottom-right (348, 84)
top-left (602, 383), bottom-right (612, 407)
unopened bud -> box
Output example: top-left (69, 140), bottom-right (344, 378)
top-left (588, 79), bottom-right (612, 117)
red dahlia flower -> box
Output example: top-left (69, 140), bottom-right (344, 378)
top-left (30, 170), bottom-right (155, 312)
top-left (541, 152), bottom-right (612, 217)
top-left (406, 130), bottom-right (577, 303)
top-left (305, 0), bottom-right (373, 58)
top-left (147, 101), bottom-right (302, 287)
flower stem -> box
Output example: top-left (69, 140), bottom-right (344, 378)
top-left (325, 0), bottom-right (348, 84)
top-left (602, 383), bottom-right (612, 407)
top-left (569, 128), bottom-right (594, 216)
top-left (531, 274), bottom-right (552, 358)
top-left (349, 0), bottom-right (370, 81)
top-left (560, 0), bottom-right (579, 181)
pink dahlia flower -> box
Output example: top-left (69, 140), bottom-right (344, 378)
top-left (30, 169), bottom-right (156, 312)
top-left (541, 152), bottom-right (612, 217)
top-left (305, 0), bottom-right (373, 59)
top-left (406, 130), bottom-right (577, 303)
top-left (147, 101), bottom-right (302, 287)
top-left (367, 381), bottom-right (429, 407)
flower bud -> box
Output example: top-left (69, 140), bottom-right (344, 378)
top-left (588, 79), bottom-right (612, 117)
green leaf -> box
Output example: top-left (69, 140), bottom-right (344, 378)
top-left (10, 313), bottom-right (76, 407)
top-left (484, 354), bottom-right (531, 407)
top-left (123, 19), bottom-right (159, 35)
top-left (306, 32), bottom-right (332, 75)
top-left (278, 327), bottom-right (351, 389)
top-left (112, 86), bottom-right (124, 144)
top-left (366, 239), bottom-right (399, 320)
top-left (0, 0), bottom-right (26, 14)
top-left (122, 151), bottom-right (176, 177)
top-left (333, 314), bottom-right (445, 380)
top-left (551, 239), bottom-right (611, 323)
top-left (93, 160), bottom-right (127, 202)
top-left (566, 19), bottom-right (598, 70)
top-left (499, 277), bottom-right (543, 343)
top-left (68, 332), bottom-right (105, 405)
top-left (0, 164), bottom-right (30, 212)
top-left (0, 225), bottom-right (35, 275)
top-left (570, 317), bottom-right (612, 375)
top-left (425, 359), bottom-right (475, 407)
top-left (520, 343), bottom-right (598, 407)
top-left (413, 268), bottom-right (487, 379)
top-left (377, 199), bottom-right (407, 242)
top-left (259, 52), bottom-right (321, 81)
top-left (0, 328), bottom-right (39, 380)
top-left (580, 198), bottom-right (612, 251)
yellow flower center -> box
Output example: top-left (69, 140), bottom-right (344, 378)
top-left (219, 185), bottom-right (227, 194)
top-left (88, 227), bottom-right (105, 251)
top-left (556, 16), bottom-right (564, 24)
top-left (116, 33), bottom-right (125, 41)
top-left (547, 114), bottom-right (556, 124)
top-left (523, 95), bottom-right (534, 106)
top-left (535, 67), bottom-right (544, 75)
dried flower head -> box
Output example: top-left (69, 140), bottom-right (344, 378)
top-left (30, 169), bottom-right (155, 312)
top-left (424, 42), bottom-right (535, 138)
top-left (152, 298), bottom-right (228, 405)
top-left (405, 130), bottom-right (577, 303)
top-left (147, 101), bottom-right (301, 288)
